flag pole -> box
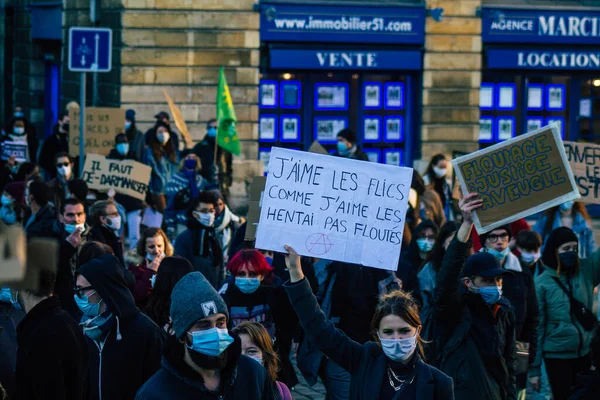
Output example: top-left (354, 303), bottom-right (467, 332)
top-left (213, 121), bottom-right (219, 166)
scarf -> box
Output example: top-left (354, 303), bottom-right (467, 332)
top-left (214, 206), bottom-right (240, 256)
top-left (80, 312), bottom-right (117, 342)
top-left (182, 169), bottom-right (200, 200)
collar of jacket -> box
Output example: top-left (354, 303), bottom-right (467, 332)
top-left (161, 334), bottom-right (241, 394)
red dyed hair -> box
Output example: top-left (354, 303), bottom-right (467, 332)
top-left (227, 249), bottom-right (274, 281)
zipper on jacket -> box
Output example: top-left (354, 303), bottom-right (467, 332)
top-left (94, 335), bottom-right (110, 400)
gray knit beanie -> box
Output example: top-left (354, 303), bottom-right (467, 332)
top-left (170, 272), bottom-right (229, 339)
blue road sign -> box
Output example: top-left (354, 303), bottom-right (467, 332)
top-left (68, 27), bottom-right (112, 72)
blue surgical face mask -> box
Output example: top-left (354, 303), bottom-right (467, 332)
top-left (416, 238), bottom-right (434, 253)
top-left (559, 201), bottom-right (574, 211)
top-left (337, 142), bottom-right (349, 156)
top-left (125, 121), bottom-right (132, 130)
top-left (0, 287), bottom-right (14, 303)
top-left (520, 251), bottom-right (541, 265)
top-left (207, 127), bottom-right (217, 137)
top-left (65, 223), bottom-right (85, 234)
top-left (470, 285), bottom-right (502, 304)
top-left (187, 327), bottom-right (234, 357)
top-left (116, 143), bottom-right (130, 156)
top-left (487, 247), bottom-right (511, 261)
top-left (1, 195), bottom-right (13, 206)
top-left (74, 291), bottom-right (103, 317)
top-left (378, 332), bottom-right (418, 362)
top-left (235, 277), bottom-right (261, 294)
top-left (250, 356), bottom-right (264, 366)
top-left (0, 207), bottom-right (17, 225)
top-left (80, 313), bottom-right (113, 341)
top-left (14, 112), bottom-right (24, 118)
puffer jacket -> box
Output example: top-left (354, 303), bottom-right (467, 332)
top-left (533, 247), bottom-right (600, 368)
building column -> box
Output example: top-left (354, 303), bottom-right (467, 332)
top-left (119, 0), bottom-right (261, 211)
top-left (421, 0), bottom-right (482, 163)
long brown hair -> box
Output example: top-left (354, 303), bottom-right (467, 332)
top-left (231, 322), bottom-right (280, 383)
top-left (136, 227), bottom-right (174, 258)
top-left (371, 290), bottom-right (425, 359)
top-left (150, 122), bottom-right (177, 163)
top-left (542, 202), bottom-right (590, 239)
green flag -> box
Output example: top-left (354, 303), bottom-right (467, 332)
top-left (216, 67), bottom-right (240, 155)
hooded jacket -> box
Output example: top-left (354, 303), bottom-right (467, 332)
top-left (38, 127), bottom-right (69, 178)
top-left (174, 218), bottom-right (224, 289)
top-left (430, 238), bottom-right (517, 400)
top-left (285, 278), bottom-right (454, 400)
top-left (135, 335), bottom-right (274, 399)
top-left (77, 255), bottom-right (165, 400)
top-left (15, 296), bottom-right (88, 400)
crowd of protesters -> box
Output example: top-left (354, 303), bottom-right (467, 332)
top-left (0, 107), bottom-right (599, 400)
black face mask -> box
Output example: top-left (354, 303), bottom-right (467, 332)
top-left (559, 251), bottom-right (578, 271)
top-left (188, 347), bottom-right (228, 370)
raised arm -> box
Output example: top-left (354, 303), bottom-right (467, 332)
top-left (284, 245), bottom-right (366, 375)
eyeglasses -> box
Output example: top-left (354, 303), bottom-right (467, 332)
top-left (56, 162), bottom-right (70, 168)
top-left (487, 233), bottom-right (509, 243)
top-left (73, 286), bottom-right (94, 297)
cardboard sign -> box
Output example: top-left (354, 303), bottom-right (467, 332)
top-left (69, 108), bottom-right (125, 156)
top-left (308, 140), bottom-right (328, 155)
top-left (563, 141), bottom-right (600, 204)
top-left (163, 90), bottom-right (193, 148)
top-left (244, 176), bottom-right (267, 241)
top-left (452, 124), bottom-right (580, 234)
top-left (1, 142), bottom-right (28, 162)
top-left (82, 154), bottom-right (151, 200)
top-left (255, 147), bottom-right (413, 271)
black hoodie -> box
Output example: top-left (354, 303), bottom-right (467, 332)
top-left (135, 335), bottom-right (274, 400)
top-left (77, 255), bottom-right (166, 400)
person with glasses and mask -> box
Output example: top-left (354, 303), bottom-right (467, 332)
top-left (481, 226), bottom-right (540, 393)
top-left (135, 272), bottom-right (274, 399)
top-left (75, 255), bottom-right (165, 400)
top-left (39, 111), bottom-right (70, 178)
top-left (174, 191), bottom-right (224, 289)
top-left (532, 227), bottom-right (600, 400)
top-left (192, 119), bottom-right (233, 195)
top-left (429, 193), bottom-right (517, 400)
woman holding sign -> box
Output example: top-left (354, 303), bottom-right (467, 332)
top-left (143, 122), bottom-right (179, 214)
top-left (282, 248), bottom-right (454, 399)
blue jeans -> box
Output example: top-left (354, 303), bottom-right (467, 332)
top-left (319, 358), bottom-right (350, 400)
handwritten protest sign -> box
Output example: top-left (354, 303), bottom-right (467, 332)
top-left (69, 108), bottom-right (125, 156)
top-left (563, 141), bottom-right (600, 205)
top-left (245, 176), bottom-right (267, 241)
top-left (255, 148), bottom-right (413, 270)
top-left (1, 142), bottom-right (28, 162)
top-left (453, 124), bottom-right (580, 234)
top-left (82, 154), bottom-right (151, 200)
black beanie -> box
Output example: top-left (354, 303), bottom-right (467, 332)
top-left (336, 128), bottom-right (356, 144)
top-left (541, 227), bottom-right (578, 269)
top-left (479, 225), bottom-right (512, 244)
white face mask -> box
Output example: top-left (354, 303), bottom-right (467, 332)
top-left (378, 332), bottom-right (418, 362)
top-left (194, 211), bottom-right (215, 227)
top-left (103, 215), bottom-right (121, 231)
top-left (57, 165), bottom-right (72, 177)
top-left (156, 132), bottom-right (170, 144)
top-left (433, 166), bottom-right (447, 178)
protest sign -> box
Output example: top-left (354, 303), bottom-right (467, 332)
top-left (452, 124), bottom-right (579, 234)
top-left (82, 154), bottom-right (151, 201)
top-left (1, 142), bottom-right (28, 162)
top-left (245, 176), bottom-right (267, 241)
top-left (69, 108), bottom-right (125, 156)
top-left (163, 90), bottom-right (193, 148)
top-left (563, 141), bottom-right (600, 205)
top-left (308, 140), bottom-right (328, 155)
top-left (255, 147), bottom-right (413, 270)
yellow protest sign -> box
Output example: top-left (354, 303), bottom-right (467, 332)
top-left (163, 90), bottom-right (193, 148)
top-left (69, 108), bottom-right (125, 156)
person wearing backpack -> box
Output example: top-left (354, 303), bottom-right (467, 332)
top-left (532, 227), bottom-right (600, 400)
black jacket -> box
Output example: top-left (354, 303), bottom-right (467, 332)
top-left (285, 278), bottom-right (454, 400)
top-left (0, 302), bottom-right (25, 399)
top-left (503, 259), bottom-right (539, 368)
top-left (430, 238), bottom-right (517, 400)
top-left (569, 370), bottom-right (600, 400)
top-left (192, 136), bottom-right (233, 195)
top-left (78, 255), bottom-right (165, 400)
top-left (135, 335), bottom-right (274, 399)
top-left (50, 220), bottom-right (87, 319)
top-left (15, 297), bottom-right (88, 400)
top-left (221, 275), bottom-right (298, 387)
top-left (38, 129), bottom-right (69, 177)
top-left (24, 204), bottom-right (56, 240)
top-left (334, 146), bottom-right (369, 162)
top-left (107, 149), bottom-right (145, 212)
